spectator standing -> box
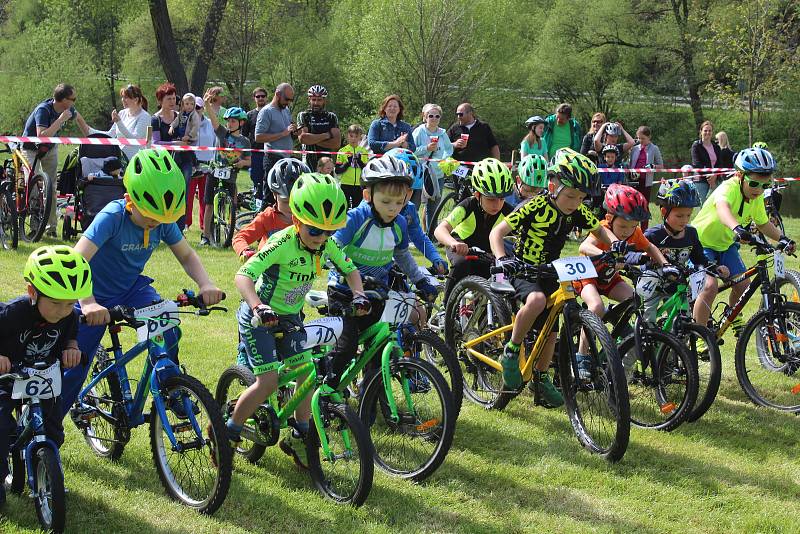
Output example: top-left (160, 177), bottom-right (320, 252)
top-left (580, 112), bottom-right (606, 155)
top-left (413, 103), bottom-right (454, 229)
top-left (446, 102), bottom-right (500, 162)
top-left (593, 121), bottom-right (636, 157)
top-left (520, 116), bottom-right (548, 158)
top-left (367, 94), bottom-right (416, 154)
top-left (628, 126), bottom-right (664, 229)
top-left (542, 103), bottom-right (582, 158)
top-left (186, 96), bottom-right (216, 241)
top-left (690, 120), bottom-right (722, 202)
top-left (22, 83), bottom-right (91, 236)
top-left (242, 87), bottom-right (268, 203)
top-left (254, 83), bottom-right (298, 205)
top-left (90, 84), bottom-right (151, 160)
top-left (296, 85), bottom-right (341, 171)
top-left (716, 131), bottom-right (735, 169)
top-left (205, 86), bottom-right (228, 122)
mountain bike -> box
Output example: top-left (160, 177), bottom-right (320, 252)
top-left (444, 254), bottom-right (630, 462)
top-left (2, 358), bottom-right (84, 533)
top-left (70, 291), bottom-right (232, 514)
top-left (0, 159), bottom-right (18, 249)
top-left (204, 163), bottom-right (236, 248)
top-left (1, 143), bottom-right (53, 243)
top-left (426, 164), bottom-right (472, 240)
top-left (218, 283), bottom-right (456, 483)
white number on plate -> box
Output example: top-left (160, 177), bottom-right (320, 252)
top-left (453, 165), bottom-right (470, 178)
top-left (635, 274), bottom-right (660, 300)
top-left (12, 363), bottom-right (61, 400)
top-left (688, 270), bottom-right (706, 301)
top-left (135, 300), bottom-right (180, 342)
top-left (380, 291), bottom-right (416, 325)
top-left (551, 257), bottom-right (598, 282)
top-left (213, 168), bottom-right (231, 181)
top-left (302, 317), bottom-right (344, 349)
top-left (774, 251), bottom-right (785, 279)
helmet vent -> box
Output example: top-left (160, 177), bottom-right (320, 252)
top-left (334, 203), bottom-right (346, 220)
top-left (303, 201), bottom-right (319, 218)
top-left (143, 191), bottom-right (158, 209)
top-left (67, 274), bottom-right (78, 290)
top-left (62, 259), bottom-right (76, 270)
top-left (134, 158), bottom-right (143, 174)
top-left (321, 199), bottom-right (333, 217)
top-left (164, 190), bottom-right (175, 208)
top-left (39, 257), bottom-right (53, 266)
top-left (49, 271), bottom-right (65, 288)
top-left (80, 270), bottom-right (89, 288)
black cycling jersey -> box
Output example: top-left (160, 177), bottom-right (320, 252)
top-left (445, 196), bottom-right (512, 251)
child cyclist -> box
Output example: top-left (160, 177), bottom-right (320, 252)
top-left (62, 149), bottom-right (225, 418)
top-left (229, 173), bottom-right (368, 469)
top-left (434, 157), bottom-right (514, 303)
top-left (692, 147), bottom-right (795, 336)
top-left (0, 245), bottom-right (92, 508)
top-left (231, 158), bottom-right (309, 261)
top-left (327, 154), bottom-right (440, 381)
top-left (489, 149), bottom-right (620, 406)
top-left (510, 154), bottom-right (549, 206)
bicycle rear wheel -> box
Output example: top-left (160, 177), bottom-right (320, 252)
top-left (620, 330), bottom-right (697, 431)
top-left (210, 190), bottom-right (235, 248)
top-left (0, 185), bottom-right (18, 249)
top-left (675, 323), bottom-right (721, 422)
top-left (33, 447), bottom-right (65, 533)
top-left (358, 357), bottom-right (455, 482)
top-left (20, 173), bottom-right (52, 242)
top-left (307, 401), bottom-right (374, 506)
top-left (735, 302), bottom-right (800, 411)
top-left (444, 276), bottom-right (512, 409)
top-left (235, 210), bottom-right (256, 231)
top-left (426, 191), bottom-right (457, 241)
top-left (150, 374), bottom-right (232, 515)
top-left (80, 348), bottom-right (129, 460)
top-left (410, 328), bottom-right (464, 418)
top-left (558, 309), bottom-right (630, 462)
top-left (214, 365), bottom-right (270, 463)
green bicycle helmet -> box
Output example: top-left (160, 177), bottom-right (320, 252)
top-left (24, 245), bottom-right (92, 300)
top-left (752, 141), bottom-right (769, 150)
top-left (548, 149), bottom-right (601, 197)
top-left (124, 149), bottom-right (186, 223)
top-left (471, 158), bottom-right (514, 198)
top-left (289, 172), bottom-right (348, 230)
top-left (518, 154), bottom-right (549, 188)
top-left (224, 107), bottom-right (247, 121)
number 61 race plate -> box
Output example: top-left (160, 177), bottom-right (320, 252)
top-left (552, 256), bottom-right (597, 282)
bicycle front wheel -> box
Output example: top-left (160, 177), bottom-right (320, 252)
top-left (559, 309), bottom-right (630, 462)
top-left (21, 173), bottom-right (52, 242)
top-left (0, 185), bottom-right (18, 249)
top-left (620, 330), bottom-right (697, 431)
top-left (307, 401), bottom-right (374, 506)
top-left (359, 356), bottom-right (455, 482)
top-left (735, 302), bottom-right (800, 411)
top-left (150, 374), bottom-right (232, 515)
top-left (411, 328), bottom-right (464, 418)
top-left (235, 210), bottom-right (256, 231)
top-left (215, 365), bottom-right (269, 463)
top-left (33, 447), bottom-right (66, 533)
top-left (675, 323), bottom-right (721, 423)
top-left (210, 190), bottom-right (235, 248)
top-left (426, 191), bottom-right (457, 241)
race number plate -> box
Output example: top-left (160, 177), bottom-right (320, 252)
top-left (380, 291), bottom-right (416, 325)
top-left (551, 256), bottom-right (598, 282)
top-left (688, 270), bottom-right (706, 301)
top-left (302, 317), bottom-right (344, 349)
top-left (213, 167), bottom-right (232, 181)
top-left (135, 300), bottom-right (180, 342)
top-left (12, 363), bottom-right (61, 400)
top-left (774, 251), bottom-right (785, 279)
top-left (635, 273), bottom-right (660, 300)
top-left (453, 165), bottom-right (470, 179)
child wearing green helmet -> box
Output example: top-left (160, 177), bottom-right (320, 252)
top-left (231, 172), bottom-right (367, 468)
top-left (0, 245), bottom-right (92, 506)
top-left (60, 149), bottom-right (225, 420)
top-left (512, 154), bottom-right (549, 205)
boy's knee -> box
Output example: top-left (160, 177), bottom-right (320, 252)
top-left (524, 292), bottom-right (546, 313)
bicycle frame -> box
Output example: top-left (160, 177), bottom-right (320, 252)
top-left (18, 395), bottom-right (63, 491)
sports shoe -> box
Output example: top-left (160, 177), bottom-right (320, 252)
top-left (575, 353), bottom-right (592, 381)
top-left (502, 342), bottom-right (522, 390)
top-left (695, 337), bottom-right (709, 361)
top-left (532, 371), bottom-right (564, 408)
top-left (279, 431), bottom-right (309, 470)
top-left (199, 235), bottom-right (210, 246)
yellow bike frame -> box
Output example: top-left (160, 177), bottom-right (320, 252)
top-left (462, 280), bottom-right (576, 383)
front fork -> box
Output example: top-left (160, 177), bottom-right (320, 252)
top-left (149, 345), bottom-right (201, 452)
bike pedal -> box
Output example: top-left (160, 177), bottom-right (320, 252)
top-left (172, 421), bottom-right (193, 433)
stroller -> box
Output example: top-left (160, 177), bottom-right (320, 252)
top-left (60, 134), bottom-right (126, 240)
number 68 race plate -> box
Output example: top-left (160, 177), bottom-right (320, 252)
top-left (552, 256), bottom-right (598, 282)
top-left (135, 300), bottom-right (180, 342)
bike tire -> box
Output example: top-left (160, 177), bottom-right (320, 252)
top-left (774, 268), bottom-right (800, 305)
top-left (80, 348), bottom-right (129, 460)
top-left (7, 437), bottom-right (25, 494)
top-left (20, 172), bottom-right (53, 242)
top-left (412, 328), bottom-right (464, 419)
top-left (210, 190), bottom-right (235, 248)
top-left (444, 275), bottom-right (512, 409)
top-left (358, 357), bottom-right (455, 482)
top-left (306, 401), bottom-right (374, 506)
top-left (235, 210), bottom-right (256, 231)
top-left (558, 309), bottom-right (630, 462)
top-left (33, 447), bottom-right (66, 533)
top-left (426, 191), bottom-right (457, 241)
top-left (735, 302), bottom-right (800, 411)
top-left (620, 330), bottom-right (698, 432)
top-left (214, 365), bottom-right (268, 463)
top-left (0, 185), bottom-right (18, 249)
top-left (150, 374), bottom-right (232, 515)
top-left (677, 323), bottom-right (722, 423)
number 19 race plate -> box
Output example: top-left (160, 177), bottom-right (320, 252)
top-left (552, 256), bottom-right (597, 282)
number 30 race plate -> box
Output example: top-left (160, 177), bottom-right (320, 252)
top-left (552, 257), bottom-right (597, 282)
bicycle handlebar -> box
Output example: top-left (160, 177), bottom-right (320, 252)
top-left (79, 290), bottom-right (227, 329)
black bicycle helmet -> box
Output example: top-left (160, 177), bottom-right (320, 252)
top-left (267, 158), bottom-right (311, 199)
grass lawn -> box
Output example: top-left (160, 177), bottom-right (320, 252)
top-left (1, 191), bottom-right (800, 533)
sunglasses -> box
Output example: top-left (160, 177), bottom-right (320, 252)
top-left (746, 178), bottom-right (771, 190)
top-left (254, 94), bottom-right (267, 98)
top-left (427, 114), bottom-right (441, 119)
top-left (306, 224), bottom-right (335, 237)
top-left (455, 112), bottom-right (465, 117)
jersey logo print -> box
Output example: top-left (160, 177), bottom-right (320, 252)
top-left (21, 329), bottom-right (60, 359)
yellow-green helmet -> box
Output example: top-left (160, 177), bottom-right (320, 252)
top-left (24, 245), bottom-right (92, 300)
top-left (548, 148), bottom-right (601, 197)
top-left (471, 158), bottom-right (514, 198)
top-left (518, 154), bottom-right (549, 188)
top-left (289, 173), bottom-right (348, 230)
top-left (124, 149), bottom-right (186, 223)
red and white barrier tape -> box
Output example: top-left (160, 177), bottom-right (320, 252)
top-left (0, 135), bottom-right (147, 146)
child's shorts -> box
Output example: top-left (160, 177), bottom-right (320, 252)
top-left (703, 243), bottom-right (746, 278)
top-left (572, 273), bottom-right (626, 296)
top-left (237, 302), bottom-right (306, 375)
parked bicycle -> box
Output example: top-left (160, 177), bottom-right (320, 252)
top-left (0, 157), bottom-right (18, 249)
top-left (1, 142), bottom-right (53, 243)
top-left (202, 163), bottom-right (237, 248)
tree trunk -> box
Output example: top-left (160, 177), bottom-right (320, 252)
top-left (148, 0), bottom-right (189, 94)
top-left (189, 0), bottom-right (229, 94)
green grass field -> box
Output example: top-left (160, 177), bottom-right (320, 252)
top-left (1, 201), bottom-right (800, 533)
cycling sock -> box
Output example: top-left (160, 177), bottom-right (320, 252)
top-left (226, 419), bottom-right (243, 439)
top-left (505, 341), bottom-right (521, 354)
